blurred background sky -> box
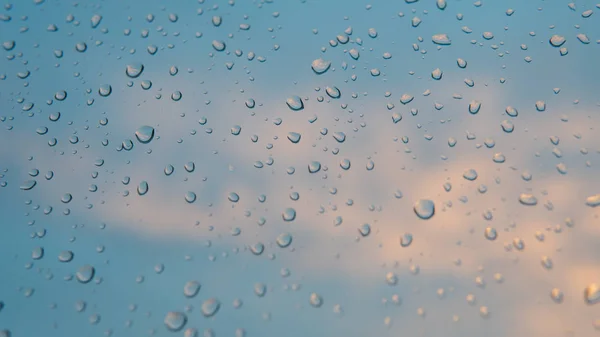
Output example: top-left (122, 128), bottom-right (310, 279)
top-left (1, 0), bottom-right (599, 336)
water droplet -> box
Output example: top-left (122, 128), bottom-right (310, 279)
top-left (98, 84), bottom-right (112, 97)
top-left (185, 192), bottom-right (197, 203)
top-left (311, 58), bottom-right (331, 74)
top-left (287, 132), bottom-right (301, 144)
top-left (309, 293), bottom-right (323, 308)
top-left (505, 106), bottom-right (518, 117)
top-left (228, 192), bottom-right (240, 203)
top-left (463, 169), bottom-right (478, 181)
top-left (212, 40), bottom-right (226, 51)
top-left (518, 193), bottom-right (538, 206)
top-left (585, 195), bottom-right (600, 207)
top-left (254, 283), bottom-right (266, 297)
top-left (282, 208), bottom-right (296, 221)
top-left (550, 288), bottom-right (564, 303)
top-left (469, 100), bottom-right (481, 114)
top-left (432, 34), bottom-right (451, 45)
top-left (183, 281), bottom-right (201, 298)
top-left (91, 14), bottom-right (102, 28)
top-left (20, 180), bottom-right (36, 190)
top-left (75, 42), bottom-right (87, 52)
top-left (58, 250), bottom-right (74, 262)
top-left (358, 224), bottom-right (371, 237)
top-left (512, 238), bottom-right (525, 251)
top-left (76, 265), bottom-right (95, 283)
top-left (386, 272), bottom-right (398, 285)
top-left (276, 233), bottom-right (292, 248)
top-left (541, 256), bottom-right (553, 270)
top-left (32, 247), bottom-right (44, 260)
top-left (250, 243), bottom-right (264, 255)
top-left (484, 227), bottom-right (497, 240)
top-left (201, 298), bottom-right (221, 317)
top-left (164, 312), bottom-right (187, 332)
top-left (549, 35), bottom-right (566, 47)
top-left (308, 161), bottom-right (321, 173)
top-left (414, 199), bottom-right (435, 219)
top-left (135, 126), bottom-right (155, 143)
top-left (400, 94), bottom-right (414, 104)
top-left (535, 101), bottom-right (546, 111)
top-left (400, 233), bottom-right (413, 247)
top-left (584, 284), bottom-right (600, 305)
top-left (137, 181), bottom-right (149, 196)
top-left (125, 63), bottom-right (144, 78)
top-left (286, 96), bottom-right (304, 111)
top-left (431, 68), bottom-right (443, 80)
top-left (501, 120), bottom-right (514, 133)
top-left (325, 86), bottom-right (341, 99)
top-left (332, 132), bottom-right (346, 143)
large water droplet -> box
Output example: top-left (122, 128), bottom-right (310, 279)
top-left (135, 126), bottom-right (155, 143)
top-left (308, 161), bottom-right (321, 173)
top-left (585, 194), bottom-right (600, 207)
top-left (137, 181), bottom-right (149, 196)
top-left (519, 193), bottom-right (538, 206)
top-left (282, 208), bottom-right (296, 221)
top-left (201, 298), bottom-right (221, 317)
top-left (76, 265), bottom-right (95, 283)
top-left (183, 281), bottom-right (201, 298)
top-left (432, 34), bottom-right (451, 45)
top-left (414, 199), bottom-right (435, 219)
top-left (584, 284), bottom-right (600, 305)
top-left (311, 58), bottom-right (331, 74)
top-left (276, 233), bottom-right (292, 248)
top-left (164, 312), bottom-right (187, 332)
top-left (287, 132), bottom-right (301, 144)
top-left (125, 63), bottom-right (144, 78)
top-left (286, 96), bottom-right (304, 111)
top-left (549, 35), bottom-right (566, 47)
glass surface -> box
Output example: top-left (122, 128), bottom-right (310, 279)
top-left (1, 0), bottom-right (599, 336)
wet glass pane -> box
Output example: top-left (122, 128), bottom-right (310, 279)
top-left (1, 0), bottom-right (600, 336)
